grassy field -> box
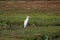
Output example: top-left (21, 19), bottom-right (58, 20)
top-left (0, 27), bottom-right (60, 40)
top-left (0, 1), bottom-right (60, 40)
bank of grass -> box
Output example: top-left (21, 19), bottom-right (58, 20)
top-left (0, 11), bottom-right (60, 40)
top-left (0, 27), bottom-right (60, 40)
top-left (0, 13), bottom-right (60, 27)
top-left (0, 1), bottom-right (60, 40)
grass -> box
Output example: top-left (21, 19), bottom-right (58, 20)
top-left (0, 27), bottom-right (60, 40)
top-left (0, 1), bottom-right (60, 40)
top-left (0, 13), bottom-right (60, 40)
top-left (0, 13), bottom-right (60, 27)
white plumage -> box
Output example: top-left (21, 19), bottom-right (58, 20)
top-left (24, 16), bottom-right (29, 28)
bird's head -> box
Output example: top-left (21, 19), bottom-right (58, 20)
top-left (27, 16), bottom-right (29, 19)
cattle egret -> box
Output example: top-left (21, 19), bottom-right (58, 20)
top-left (24, 16), bottom-right (29, 28)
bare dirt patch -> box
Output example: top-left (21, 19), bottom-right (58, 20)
top-left (0, 1), bottom-right (60, 10)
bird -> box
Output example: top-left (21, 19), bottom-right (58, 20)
top-left (24, 16), bottom-right (29, 28)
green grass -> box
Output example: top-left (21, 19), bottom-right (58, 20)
top-left (0, 13), bottom-right (60, 40)
top-left (0, 27), bottom-right (60, 40)
top-left (0, 1), bottom-right (60, 40)
top-left (0, 13), bottom-right (60, 27)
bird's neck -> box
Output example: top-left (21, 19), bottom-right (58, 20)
top-left (26, 18), bottom-right (29, 20)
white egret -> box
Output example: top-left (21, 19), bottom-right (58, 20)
top-left (24, 16), bottom-right (29, 28)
